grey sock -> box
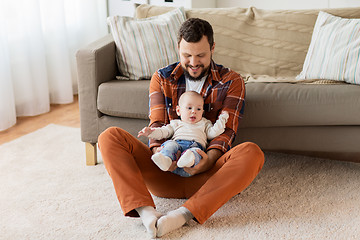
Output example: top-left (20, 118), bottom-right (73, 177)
top-left (136, 206), bottom-right (162, 238)
top-left (156, 207), bottom-right (193, 237)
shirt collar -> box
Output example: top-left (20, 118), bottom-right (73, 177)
top-left (170, 60), bottom-right (221, 86)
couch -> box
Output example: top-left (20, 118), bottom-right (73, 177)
top-left (76, 4), bottom-right (360, 165)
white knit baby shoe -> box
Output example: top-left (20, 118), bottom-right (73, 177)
top-left (151, 153), bottom-right (172, 171)
top-left (177, 150), bottom-right (195, 168)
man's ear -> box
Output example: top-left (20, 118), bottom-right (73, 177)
top-left (211, 42), bottom-right (215, 54)
top-left (176, 106), bottom-right (181, 116)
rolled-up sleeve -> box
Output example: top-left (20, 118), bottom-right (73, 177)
top-left (148, 72), bottom-right (167, 148)
top-left (207, 72), bottom-right (245, 153)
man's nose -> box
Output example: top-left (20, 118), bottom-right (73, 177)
top-left (189, 56), bottom-right (198, 66)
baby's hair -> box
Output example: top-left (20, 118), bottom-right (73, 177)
top-left (178, 91), bottom-right (204, 106)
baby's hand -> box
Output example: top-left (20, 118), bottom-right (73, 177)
top-left (137, 127), bottom-right (154, 138)
top-left (219, 111), bottom-right (229, 122)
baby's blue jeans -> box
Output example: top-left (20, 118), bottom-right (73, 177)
top-left (160, 139), bottom-right (204, 177)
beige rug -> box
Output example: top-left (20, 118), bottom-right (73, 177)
top-left (1, 124), bottom-right (359, 240)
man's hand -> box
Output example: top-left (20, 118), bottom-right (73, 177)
top-left (183, 149), bottom-right (222, 176)
top-left (152, 146), bottom-right (180, 172)
top-left (152, 146), bottom-right (162, 155)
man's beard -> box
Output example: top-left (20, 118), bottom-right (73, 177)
top-left (182, 64), bottom-right (210, 81)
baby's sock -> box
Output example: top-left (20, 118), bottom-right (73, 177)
top-left (177, 150), bottom-right (195, 168)
top-left (136, 206), bottom-right (162, 238)
top-left (151, 153), bottom-right (172, 171)
top-left (156, 206), bottom-right (193, 237)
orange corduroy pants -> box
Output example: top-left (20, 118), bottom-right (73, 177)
top-left (98, 127), bottom-right (264, 224)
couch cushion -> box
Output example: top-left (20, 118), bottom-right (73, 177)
top-left (97, 80), bottom-right (360, 127)
top-left (296, 11), bottom-right (360, 85)
top-left (97, 80), bottom-right (150, 119)
top-left (136, 5), bottom-right (360, 78)
top-left (241, 82), bottom-right (360, 127)
top-left (107, 7), bottom-right (185, 80)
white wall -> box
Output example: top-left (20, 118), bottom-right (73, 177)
top-left (108, 0), bottom-right (137, 17)
top-left (216, 0), bottom-right (360, 9)
top-left (329, 0), bottom-right (360, 8)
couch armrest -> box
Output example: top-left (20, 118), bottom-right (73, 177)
top-left (76, 34), bottom-right (118, 143)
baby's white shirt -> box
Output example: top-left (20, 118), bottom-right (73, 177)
top-left (148, 112), bottom-right (229, 148)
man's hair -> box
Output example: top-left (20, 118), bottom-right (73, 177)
top-left (178, 18), bottom-right (214, 49)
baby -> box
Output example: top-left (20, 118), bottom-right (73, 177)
top-left (138, 91), bottom-right (228, 177)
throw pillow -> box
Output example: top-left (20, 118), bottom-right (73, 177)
top-left (107, 8), bottom-right (186, 80)
top-left (296, 11), bottom-right (360, 85)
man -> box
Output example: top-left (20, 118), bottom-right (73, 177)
top-left (98, 18), bottom-right (264, 238)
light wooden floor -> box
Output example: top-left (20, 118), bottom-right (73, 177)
top-left (0, 95), bottom-right (80, 145)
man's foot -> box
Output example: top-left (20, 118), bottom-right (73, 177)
top-left (136, 206), bottom-right (162, 238)
top-left (156, 207), bottom-right (193, 237)
top-left (177, 150), bottom-right (195, 168)
top-left (151, 153), bottom-right (172, 171)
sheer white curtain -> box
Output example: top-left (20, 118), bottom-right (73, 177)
top-left (0, 0), bottom-right (108, 131)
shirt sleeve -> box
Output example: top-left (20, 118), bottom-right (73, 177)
top-left (207, 72), bottom-right (245, 153)
top-left (148, 122), bottom-right (175, 140)
top-left (148, 71), bottom-right (167, 148)
top-left (206, 111), bottom-right (229, 140)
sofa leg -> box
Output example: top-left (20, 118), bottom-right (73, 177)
top-left (85, 142), bottom-right (97, 166)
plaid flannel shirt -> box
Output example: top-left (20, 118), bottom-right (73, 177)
top-left (148, 60), bottom-right (246, 153)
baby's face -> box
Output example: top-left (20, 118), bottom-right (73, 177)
top-left (177, 95), bottom-right (204, 124)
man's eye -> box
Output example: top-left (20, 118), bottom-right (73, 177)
top-left (187, 107), bottom-right (192, 110)
top-left (197, 108), bottom-right (202, 111)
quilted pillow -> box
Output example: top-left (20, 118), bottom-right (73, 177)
top-left (107, 7), bottom-right (186, 80)
top-left (296, 11), bottom-right (360, 85)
